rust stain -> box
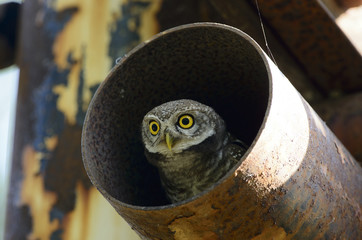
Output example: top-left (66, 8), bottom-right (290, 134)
top-left (315, 92), bottom-right (362, 164)
top-left (62, 182), bottom-right (140, 240)
top-left (167, 203), bottom-right (221, 240)
top-left (251, 225), bottom-right (289, 240)
top-left (20, 146), bottom-right (59, 240)
top-left (52, 0), bottom-right (123, 124)
top-left (254, 0), bottom-right (362, 93)
top-left (169, 218), bottom-right (218, 240)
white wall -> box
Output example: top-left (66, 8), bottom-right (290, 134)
top-left (0, 66), bottom-right (19, 240)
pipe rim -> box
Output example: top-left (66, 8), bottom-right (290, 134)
top-left (81, 22), bottom-right (273, 211)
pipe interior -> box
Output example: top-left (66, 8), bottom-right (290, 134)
top-left (83, 25), bottom-right (270, 207)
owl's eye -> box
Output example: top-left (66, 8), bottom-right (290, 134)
top-left (149, 121), bottom-right (160, 135)
top-left (178, 114), bottom-right (194, 129)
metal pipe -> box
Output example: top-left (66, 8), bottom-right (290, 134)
top-left (315, 92), bottom-right (362, 164)
top-left (0, 2), bottom-right (20, 69)
top-left (244, 0), bottom-right (362, 95)
top-left (82, 23), bottom-right (362, 239)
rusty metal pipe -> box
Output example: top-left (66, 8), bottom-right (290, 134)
top-left (82, 23), bottom-right (362, 239)
top-left (314, 92), bottom-right (362, 164)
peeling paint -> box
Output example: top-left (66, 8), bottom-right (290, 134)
top-left (45, 136), bottom-right (59, 151)
top-left (52, 55), bottom-right (82, 125)
top-left (139, 0), bottom-right (162, 41)
top-left (33, 66), bottom-right (67, 154)
top-left (19, 146), bottom-right (140, 240)
top-left (32, 4), bottom-right (76, 173)
top-left (52, 1), bottom-right (120, 125)
top-left (21, 146), bottom-right (59, 240)
top-left (7, 0), bottom-right (164, 239)
top-left (62, 182), bottom-right (140, 240)
top-left (108, 0), bottom-right (161, 63)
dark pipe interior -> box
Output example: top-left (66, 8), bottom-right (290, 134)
top-left (82, 24), bottom-right (270, 207)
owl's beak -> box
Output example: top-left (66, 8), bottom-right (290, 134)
top-left (165, 132), bottom-right (173, 150)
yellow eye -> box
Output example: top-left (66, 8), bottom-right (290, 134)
top-left (149, 121), bottom-right (160, 135)
top-left (178, 114), bottom-right (194, 129)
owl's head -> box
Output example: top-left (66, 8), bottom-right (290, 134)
top-left (141, 99), bottom-right (226, 156)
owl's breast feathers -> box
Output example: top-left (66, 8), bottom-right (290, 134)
top-left (145, 133), bottom-right (247, 203)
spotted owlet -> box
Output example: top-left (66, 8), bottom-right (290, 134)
top-left (141, 99), bottom-right (248, 203)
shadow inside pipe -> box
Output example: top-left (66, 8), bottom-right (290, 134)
top-left (82, 24), bottom-right (270, 207)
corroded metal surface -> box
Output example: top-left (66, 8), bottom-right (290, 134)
top-left (205, 0), bottom-right (324, 103)
top-left (336, 0), bottom-right (362, 8)
top-left (245, 0), bottom-right (362, 95)
top-left (315, 92), bottom-right (362, 164)
top-left (82, 23), bottom-right (362, 239)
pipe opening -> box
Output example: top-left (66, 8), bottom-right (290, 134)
top-left (82, 23), bottom-right (270, 207)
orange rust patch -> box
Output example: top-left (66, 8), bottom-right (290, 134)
top-left (251, 225), bottom-right (289, 240)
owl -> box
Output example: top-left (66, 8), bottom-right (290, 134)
top-left (141, 99), bottom-right (248, 203)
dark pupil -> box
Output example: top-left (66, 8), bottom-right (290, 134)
top-left (182, 118), bottom-right (189, 125)
top-left (151, 123), bottom-right (158, 132)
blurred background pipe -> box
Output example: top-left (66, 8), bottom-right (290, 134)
top-left (82, 23), bottom-right (362, 239)
top-left (4, 0), bottom-right (168, 239)
top-left (0, 1), bottom-right (20, 69)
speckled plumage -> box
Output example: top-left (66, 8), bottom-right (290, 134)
top-left (141, 99), bottom-right (248, 203)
